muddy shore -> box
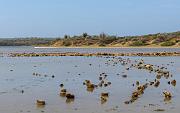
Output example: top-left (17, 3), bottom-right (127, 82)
top-left (9, 51), bottom-right (180, 57)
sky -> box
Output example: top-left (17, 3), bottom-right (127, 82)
top-left (0, 0), bottom-right (180, 38)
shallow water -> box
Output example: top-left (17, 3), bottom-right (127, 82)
top-left (0, 46), bottom-right (180, 54)
top-left (0, 55), bottom-right (180, 113)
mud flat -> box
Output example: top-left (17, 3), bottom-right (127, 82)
top-left (0, 56), bottom-right (179, 113)
top-left (9, 51), bottom-right (180, 57)
top-left (0, 47), bottom-right (180, 113)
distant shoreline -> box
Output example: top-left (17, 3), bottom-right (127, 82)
top-left (34, 46), bottom-right (180, 49)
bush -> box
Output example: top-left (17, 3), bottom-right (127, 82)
top-left (152, 36), bottom-right (167, 44)
top-left (98, 43), bottom-right (106, 47)
top-left (63, 41), bottom-right (71, 46)
top-left (100, 38), bottom-right (116, 44)
top-left (160, 41), bottom-right (176, 46)
top-left (130, 41), bottom-right (147, 46)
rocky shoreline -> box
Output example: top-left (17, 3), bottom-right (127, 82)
top-left (9, 51), bottom-right (180, 57)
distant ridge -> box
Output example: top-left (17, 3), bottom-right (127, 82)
top-left (0, 31), bottom-right (179, 47)
top-left (50, 31), bottom-right (180, 47)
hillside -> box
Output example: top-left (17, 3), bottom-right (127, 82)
top-left (50, 32), bottom-right (180, 47)
top-left (0, 31), bottom-right (179, 47)
top-left (0, 38), bottom-right (54, 46)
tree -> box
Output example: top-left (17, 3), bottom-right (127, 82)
top-left (82, 33), bottom-right (88, 38)
top-left (64, 35), bottom-right (70, 39)
top-left (99, 33), bottom-right (107, 39)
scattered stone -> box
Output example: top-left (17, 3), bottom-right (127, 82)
top-left (136, 81), bottom-right (140, 86)
top-left (122, 74), bottom-right (127, 78)
top-left (154, 81), bottom-right (160, 88)
top-left (60, 84), bottom-right (64, 87)
top-left (171, 80), bottom-right (176, 86)
top-left (99, 77), bottom-right (103, 80)
top-left (101, 93), bottom-right (109, 97)
top-left (36, 100), bottom-right (45, 106)
top-left (154, 109), bottom-right (165, 112)
top-left (163, 91), bottom-right (172, 99)
top-left (60, 89), bottom-right (67, 97)
top-left (21, 90), bottom-right (24, 94)
top-left (168, 81), bottom-right (171, 85)
top-left (66, 93), bottom-right (75, 99)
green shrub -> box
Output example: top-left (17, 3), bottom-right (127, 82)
top-left (130, 41), bottom-right (147, 46)
top-left (63, 41), bottom-right (71, 46)
top-left (160, 41), bottom-right (176, 46)
top-left (99, 43), bottom-right (106, 46)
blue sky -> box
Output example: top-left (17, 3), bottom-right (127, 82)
top-left (0, 0), bottom-right (180, 38)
